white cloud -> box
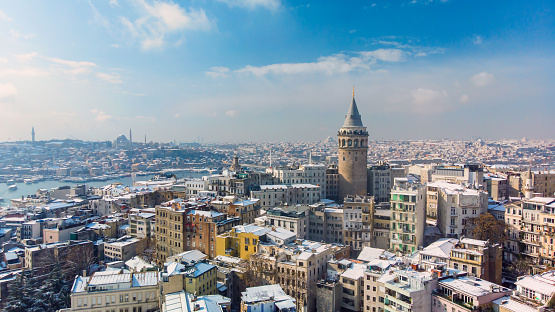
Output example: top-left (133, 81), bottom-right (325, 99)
top-left (0, 83), bottom-right (17, 99)
top-left (206, 66), bottom-right (230, 78)
top-left (111, 43), bottom-right (121, 48)
top-left (45, 57), bottom-right (97, 75)
top-left (122, 0), bottom-right (214, 50)
top-left (349, 29), bottom-right (356, 34)
top-left (109, 0), bottom-right (119, 7)
top-left (15, 52), bottom-right (38, 62)
top-left (411, 88), bottom-right (447, 106)
top-left (225, 110), bottom-right (238, 117)
top-left (0, 10), bottom-right (10, 21)
top-left (0, 68), bottom-right (49, 78)
top-left (470, 71), bottom-right (495, 87)
top-left (473, 35), bottom-right (483, 45)
top-left (217, 0), bottom-right (280, 10)
top-left (10, 29), bottom-right (35, 39)
top-left (96, 72), bottom-right (123, 84)
top-left (235, 49), bottom-right (405, 76)
top-left (459, 94), bottom-right (469, 103)
top-left (91, 109), bottom-right (113, 122)
top-left (0, 57), bottom-right (8, 63)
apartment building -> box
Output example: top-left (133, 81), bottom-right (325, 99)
top-left (339, 263), bottom-right (366, 312)
top-left (217, 224), bottom-right (296, 260)
top-left (161, 260), bottom-right (218, 296)
top-left (426, 181), bottom-right (488, 238)
top-left (432, 275), bottom-right (511, 312)
top-left (493, 270), bottom-right (555, 312)
top-left (104, 237), bottom-right (140, 263)
top-left (390, 178), bottom-right (426, 255)
top-left (267, 164), bottom-right (327, 199)
top-left (504, 197), bottom-right (555, 267)
top-left (363, 259), bottom-right (396, 312)
top-left (155, 199), bottom-right (241, 265)
top-left (211, 196), bottom-right (261, 225)
top-left (448, 238), bottom-right (503, 285)
top-left (343, 195), bottom-right (374, 256)
top-left (377, 268), bottom-right (436, 312)
top-left (25, 240), bottom-right (94, 270)
top-left (265, 205), bottom-right (309, 239)
top-left (373, 203), bottom-right (391, 250)
top-left (70, 270), bottom-right (159, 312)
top-left (307, 204), bottom-right (344, 244)
top-left (240, 284), bottom-right (296, 312)
top-left (250, 240), bottom-right (350, 312)
top-left (129, 212), bottom-right (155, 238)
top-left (251, 184), bottom-right (321, 209)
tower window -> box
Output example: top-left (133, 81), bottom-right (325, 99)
top-left (361, 139), bottom-right (365, 147)
top-left (348, 139), bottom-right (352, 146)
top-left (354, 139), bottom-right (358, 147)
top-left (342, 139), bottom-right (345, 146)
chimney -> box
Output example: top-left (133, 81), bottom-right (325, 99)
top-left (82, 270), bottom-right (87, 277)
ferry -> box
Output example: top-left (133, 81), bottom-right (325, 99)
top-left (24, 179), bottom-right (33, 184)
top-left (8, 184), bottom-right (17, 191)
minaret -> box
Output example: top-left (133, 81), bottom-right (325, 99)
top-left (338, 88), bottom-right (368, 201)
top-left (230, 155), bottom-right (241, 172)
top-left (524, 167), bottom-right (534, 199)
top-left (31, 126), bottom-right (35, 143)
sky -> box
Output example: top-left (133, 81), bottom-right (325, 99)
top-left (0, 0), bottom-right (553, 143)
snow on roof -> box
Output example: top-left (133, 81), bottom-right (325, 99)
top-left (358, 247), bottom-right (387, 262)
top-left (460, 238), bottom-right (488, 247)
top-left (241, 284), bottom-right (293, 304)
top-left (341, 263), bottom-right (366, 280)
top-left (439, 276), bottom-right (509, 297)
top-left (516, 271), bottom-right (555, 297)
top-left (234, 224), bottom-right (271, 236)
top-left (491, 296), bottom-right (538, 312)
top-left (168, 250), bottom-right (208, 264)
top-left (131, 271), bottom-right (159, 287)
top-left (125, 256), bottom-right (155, 272)
top-left (188, 210), bottom-right (225, 218)
top-left (163, 291), bottom-right (230, 312)
top-left (420, 238), bottom-right (458, 258)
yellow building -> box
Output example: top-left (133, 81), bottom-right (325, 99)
top-left (216, 225), bottom-right (269, 260)
top-left (161, 261), bottom-right (218, 296)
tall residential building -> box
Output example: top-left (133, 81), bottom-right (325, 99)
top-left (426, 181), bottom-right (488, 238)
top-left (338, 91), bottom-right (368, 201)
top-left (343, 195), bottom-right (374, 256)
top-left (155, 199), bottom-right (241, 265)
top-left (267, 164), bottom-right (327, 199)
top-left (389, 178), bottom-right (426, 255)
top-left (505, 197), bottom-right (555, 268)
top-left (367, 163), bottom-right (403, 203)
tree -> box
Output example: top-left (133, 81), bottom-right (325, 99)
top-left (136, 236), bottom-right (157, 263)
top-left (62, 243), bottom-right (97, 276)
top-left (507, 256), bottom-right (534, 277)
top-left (464, 213), bottom-right (508, 244)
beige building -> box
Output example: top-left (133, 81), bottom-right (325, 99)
top-left (129, 212), bottom-right (155, 238)
top-left (448, 237), bottom-right (503, 285)
top-left (70, 270), bottom-right (159, 312)
top-left (343, 195), bottom-right (374, 256)
top-left (338, 92), bottom-right (368, 201)
top-left (427, 181), bottom-right (488, 238)
top-left (104, 237), bottom-right (140, 263)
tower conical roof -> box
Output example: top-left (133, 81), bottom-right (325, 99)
top-left (343, 96), bottom-right (364, 127)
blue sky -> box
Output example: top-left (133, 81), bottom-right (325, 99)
top-left (0, 0), bottom-right (553, 142)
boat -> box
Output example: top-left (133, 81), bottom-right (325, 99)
top-left (8, 185), bottom-right (17, 191)
top-left (24, 179), bottom-right (33, 184)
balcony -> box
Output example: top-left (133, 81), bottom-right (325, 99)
top-left (433, 291), bottom-right (475, 311)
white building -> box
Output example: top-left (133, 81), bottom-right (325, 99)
top-left (251, 184), bottom-right (321, 208)
top-left (267, 164), bottom-right (327, 199)
top-left (70, 270), bottom-right (159, 312)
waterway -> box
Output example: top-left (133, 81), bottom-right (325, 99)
top-left (0, 171), bottom-right (207, 203)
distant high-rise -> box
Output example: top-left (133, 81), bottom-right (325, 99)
top-left (129, 129), bottom-right (133, 149)
top-left (338, 89), bottom-right (368, 201)
top-left (31, 126), bottom-right (35, 143)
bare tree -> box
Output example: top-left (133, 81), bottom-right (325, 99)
top-left (136, 236), bottom-right (157, 263)
top-left (62, 243), bottom-right (97, 276)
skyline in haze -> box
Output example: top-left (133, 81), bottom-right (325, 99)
top-left (0, 0), bottom-right (553, 142)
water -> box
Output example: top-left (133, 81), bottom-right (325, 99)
top-left (0, 171), bottom-right (208, 203)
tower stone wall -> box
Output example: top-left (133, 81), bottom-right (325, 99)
top-left (338, 93), bottom-right (368, 201)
